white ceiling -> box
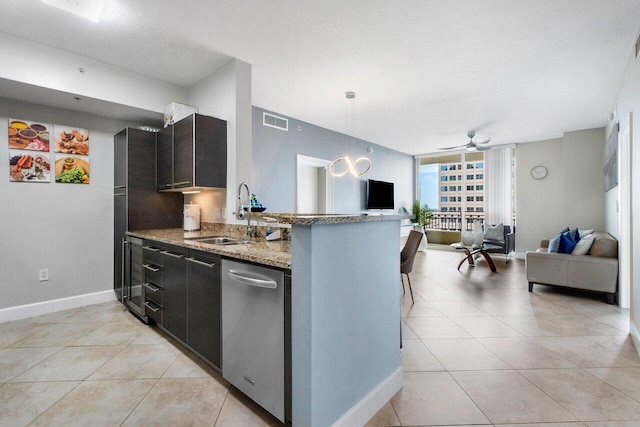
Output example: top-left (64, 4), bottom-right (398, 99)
top-left (1, 0), bottom-right (639, 155)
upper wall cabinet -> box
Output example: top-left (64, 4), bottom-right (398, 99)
top-left (157, 113), bottom-right (227, 192)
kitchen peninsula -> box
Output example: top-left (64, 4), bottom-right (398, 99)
top-left (129, 213), bottom-right (405, 426)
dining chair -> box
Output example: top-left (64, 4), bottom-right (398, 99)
top-left (401, 230), bottom-right (423, 303)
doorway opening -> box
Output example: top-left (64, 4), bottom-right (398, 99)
top-left (296, 155), bottom-right (334, 214)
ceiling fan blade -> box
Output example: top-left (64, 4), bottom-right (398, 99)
top-left (439, 144), bottom-right (468, 150)
top-left (474, 137), bottom-right (491, 144)
top-left (476, 145), bottom-right (491, 151)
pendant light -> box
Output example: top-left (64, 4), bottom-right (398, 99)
top-left (330, 91), bottom-right (372, 177)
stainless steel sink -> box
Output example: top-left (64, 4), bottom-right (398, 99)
top-left (191, 236), bottom-right (254, 245)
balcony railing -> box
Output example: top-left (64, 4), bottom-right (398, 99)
top-left (424, 211), bottom-right (485, 231)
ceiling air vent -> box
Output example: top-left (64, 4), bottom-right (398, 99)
top-left (263, 112), bottom-right (288, 131)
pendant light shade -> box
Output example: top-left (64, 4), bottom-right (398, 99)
top-left (330, 91), bottom-right (371, 178)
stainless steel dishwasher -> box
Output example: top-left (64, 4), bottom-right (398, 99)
top-left (221, 259), bottom-right (285, 422)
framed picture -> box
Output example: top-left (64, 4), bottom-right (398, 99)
top-left (8, 119), bottom-right (51, 152)
top-left (54, 155), bottom-right (90, 184)
top-left (9, 150), bottom-right (51, 182)
top-left (604, 123), bottom-right (618, 192)
top-left (53, 125), bottom-right (89, 155)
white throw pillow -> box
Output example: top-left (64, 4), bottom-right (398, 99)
top-left (572, 233), bottom-right (595, 255)
top-left (484, 223), bottom-right (504, 242)
top-left (578, 228), bottom-right (594, 239)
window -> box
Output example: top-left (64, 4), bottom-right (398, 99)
top-left (458, 175), bottom-right (462, 180)
top-left (477, 207), bottom-right (484, 212)
top-left (467, 164), bottom-right (474, 169)
top-left (476, 174), bottom-right (483, 180)
top-left (467, 185), bottom-right (474, 191)
top-left (457, 186), bottom-right (462, 191)
top-left (467, 174), bottom-right (474, 180)
top-left (441, 176), bottom-right (448, 181)
top-left (441, 207), bottom-right (448, 211)
top-left (450, 176), bottom-right (456, 181)
top-left (467, 207), bottom-right (474, 211)
top-left (458, 165), bottom-right (463, 170)
top-left (476, 162), bottom-right (484, 169)
top-left (449, 165), bottom-right (456, 170)
top-left (440, 196), bottom-right (447, 202)
top-left (467, 196), bottom-right (474, 201)
top-left (449, 186), bottom-right (456, 191)
top-left (440, 165), bottom-right (447, 171)
top-left (476, 185), bottom-right (483, 190)
top-left (449, 196), bottom-right (456, 202)
top-left (477, 196), bottom-right (484, 201)
top-left (440, 186), bottom-right (447, 191)
top-left (457, 196), bottom-right (462, 202)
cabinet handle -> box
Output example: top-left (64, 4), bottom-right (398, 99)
top-left (227, 270), bottom-right (278, 289)
top-left (143, 264), bottom-right (161, 272)
top-left (161, 250), bottom-right (184, 259)
top-left (186, 257), bottom-right (216, 268)
top-left (114, 185), bottom-right (126, 189)
top-left (114, 193), bottom-right (126, 197)
top-left (144, 282), bottom-right (161, 292)
top-left (172, 181), bottom-right (192, 187)
top-left (143, 301), bottom-right (161, 313)
top-left (121, 239), bottom-right (128, 302)
top-left (143, 246), bottom-right (160, 252)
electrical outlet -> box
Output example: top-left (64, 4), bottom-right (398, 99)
top-left (39, 268), bottom-right (49, 282)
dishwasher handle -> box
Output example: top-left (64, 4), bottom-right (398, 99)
top-left (227, 269), bottom-right (278, 289)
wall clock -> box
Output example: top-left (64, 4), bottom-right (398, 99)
top-left (530, 165), bottom-right (548, 180)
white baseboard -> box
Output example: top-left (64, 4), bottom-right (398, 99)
top-left (0, 290), bottom-right (117, 323)
top-left (332, 367), bottom-right (403, 427)
top-left (631, 320), bottom-right (640, 359)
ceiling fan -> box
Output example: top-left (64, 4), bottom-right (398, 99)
top-left (439, 131), bottom-right (491, 151)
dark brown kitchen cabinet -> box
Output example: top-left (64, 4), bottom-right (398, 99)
top-left (114, 128), bottom-right (182, 311)
top-left (156, 125), bottom-right (173, 191)
top-left (156, 113), bottom-right (227, 191)
top-left (187, 251), bottom-right (221, 368)
top-left (161, 246), bottom-right (188, 342)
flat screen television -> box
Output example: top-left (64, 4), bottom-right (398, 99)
top-left (367, 179), bottom-right (394, 210)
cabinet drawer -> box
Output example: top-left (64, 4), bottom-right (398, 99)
top-left (143, 262), bottom-right (163, 284)
top-left (143, 243), bottom-right (164, 266)
top-left (143, 298), bottom-right (163, 325)
top-left (143, 281), bottom-right (163, 306)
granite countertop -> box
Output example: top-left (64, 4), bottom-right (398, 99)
top-left (255, 213), bottom-right (411, 225)
top-left (128, 229), bottom-right (291, 269)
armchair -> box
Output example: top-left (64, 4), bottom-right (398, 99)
top-left (483, 224), bottom-right (515, 262)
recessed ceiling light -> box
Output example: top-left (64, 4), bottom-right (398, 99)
top-left (41, 0), bottom-right (107, 23)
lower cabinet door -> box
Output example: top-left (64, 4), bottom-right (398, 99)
top-left (161, 247), bottom-right (187, 342)
top-left (187, 252), bottom-right (221, 368)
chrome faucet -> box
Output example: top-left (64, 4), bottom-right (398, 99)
top-left (235, 182), bottom-right (252, 238)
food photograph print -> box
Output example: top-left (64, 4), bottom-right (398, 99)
top-left (8, 119), bottom-right (51, 152)
top-left (54, 155), bottom-right (90, 184)
top-left (53, 125), bottom-right (90, 155)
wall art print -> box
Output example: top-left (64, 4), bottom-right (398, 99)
top-left (54, 155), bottom-right (90, 184)
top-left (9, 150), bottom-right (52, 182)
top-left (8, 119), bottom-right (51, 152)
top-left (604, 122), bottom-right (619, 192)
top-left (53, 125), bottom-right (89, 155)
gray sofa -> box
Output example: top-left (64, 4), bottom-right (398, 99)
top-left (525, 231), bottom-right (619, 304)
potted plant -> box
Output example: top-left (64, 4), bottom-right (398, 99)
top-left (412, 201), bottom-right (433, 248)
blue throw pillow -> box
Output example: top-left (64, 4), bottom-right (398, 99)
top-left (548, 234), bottom-right (562, 253)
top-left (569, 228), bottom-right (580, 243)
top-left (558, 231), bottom-right (577, 253)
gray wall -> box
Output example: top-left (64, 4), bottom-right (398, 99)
top-left (515, 128), bottom-right (605, 254)
top-left (0, 98), bottom-right (144, 309)
top-left (609, 34), bottom-right (640, 344)
top-left (252, 106), bottom-right (414, 214)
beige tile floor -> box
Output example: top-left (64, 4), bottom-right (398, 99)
top-left (0, 248), bottom-right (638, 426)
